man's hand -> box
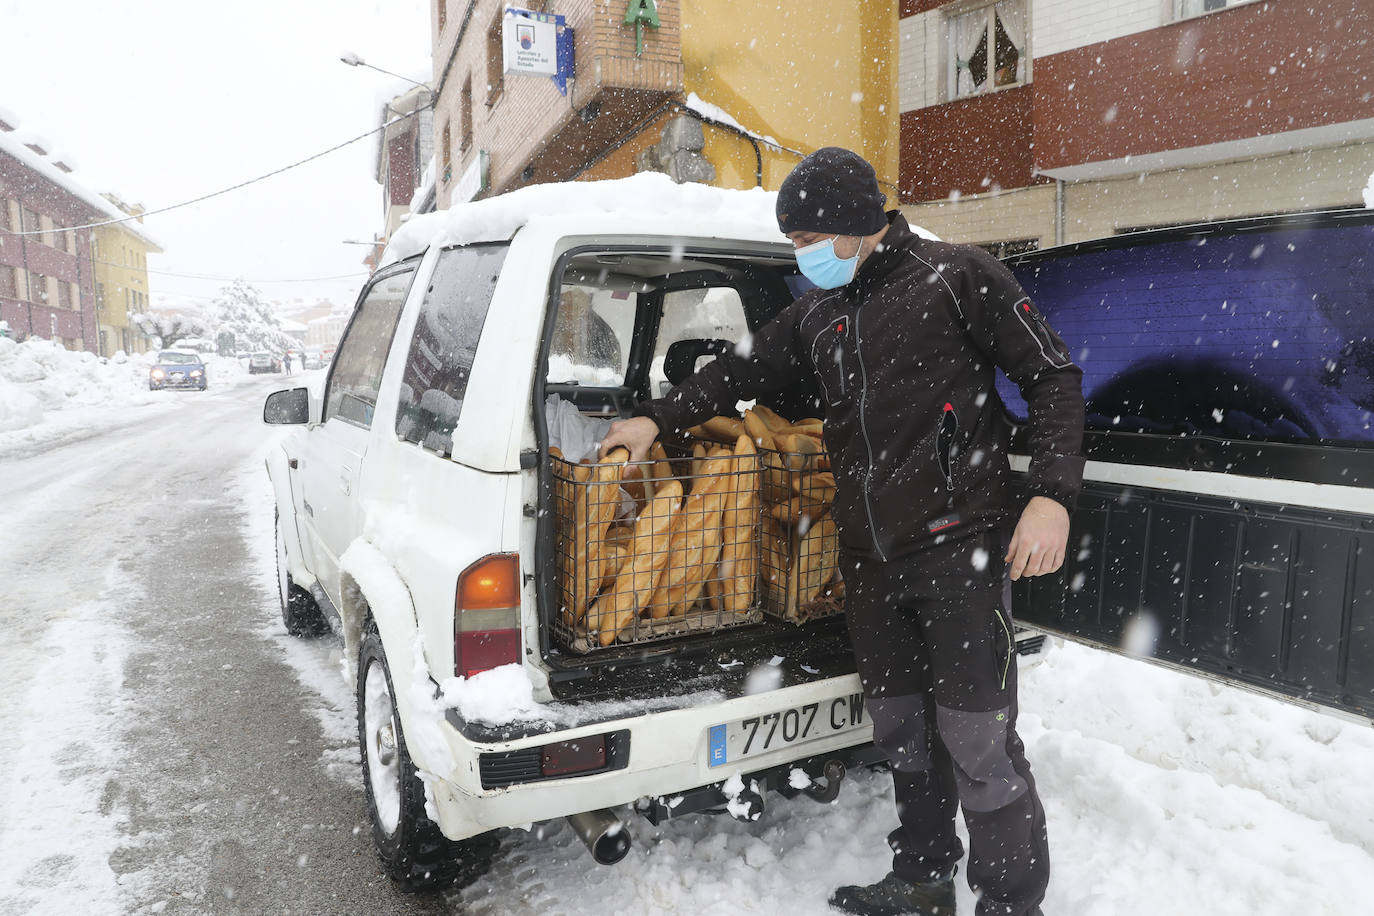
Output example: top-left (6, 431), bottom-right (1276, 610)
top-left (1005, 496), bottom-right (1070, 580)
top-left (599, 415), bottom-right (659, 462)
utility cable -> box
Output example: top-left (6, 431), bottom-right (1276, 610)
top-left (0, 105), bottom-right (431, 238)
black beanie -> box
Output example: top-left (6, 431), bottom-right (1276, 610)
top-left (776, 147), bottom-right (888, 237)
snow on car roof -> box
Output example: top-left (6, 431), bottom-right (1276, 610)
top-left (379, 173), bottom-right (784, 269)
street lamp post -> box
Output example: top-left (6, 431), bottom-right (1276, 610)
top-left (339, 52), bottom-right (430, 92)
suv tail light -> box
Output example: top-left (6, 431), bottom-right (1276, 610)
top-left (455, 553), bottom-right (522, 678)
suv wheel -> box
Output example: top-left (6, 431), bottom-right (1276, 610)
top-left (275, 510), bottom-right (328, 637)
top-left (356, 625), bottom-right (498, 891)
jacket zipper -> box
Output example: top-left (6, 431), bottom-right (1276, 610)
top-left (851, 300), bottom-right (887, 561)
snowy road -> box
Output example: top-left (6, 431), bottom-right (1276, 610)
top-left (3, 381), bottom-right (1374, 915)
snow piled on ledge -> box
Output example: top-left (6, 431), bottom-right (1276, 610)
top-left (380, 172), bottom-right (782, 268)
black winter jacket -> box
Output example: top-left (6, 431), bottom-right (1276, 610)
top-left (638, 212), bottom-right (1085, 561)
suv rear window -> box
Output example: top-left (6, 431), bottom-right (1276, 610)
top-left (395, 244), bottom-right (509, 456)
top-left (999, 217), bottom-right (1374, 446)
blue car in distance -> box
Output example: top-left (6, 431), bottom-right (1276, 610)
top-left (149, 349), bottom-right (208, 391)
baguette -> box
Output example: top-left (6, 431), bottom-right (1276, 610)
top-left (648, 488), bottom-right (727, 618)
top-left (774, 432), bottom-right (824, 463)
top-left (760, 515), bottom-right (792, 610)
top-left (716, 434), bottom-right (761, 614)
top-left (761, 450), bottom-right (792, 505)
top-left (749, 403), bottom-right (791, 432)
top-left (649, 441), bottom-right (673, 490)
top-left (703, 416), bottom-right (747, 442)
top-left (566, 447), bottom-right (629, 622)
top-left (742, 409), bottom-right (775, 450)
top-left (589, 480), bottom-right (684, 645)
top-left (692, 441), bottom-right (709, 480)
top-left (786, 419), bottom-right (825, 439)
top-left (769, 495), bottom-right (831, 527)
top-left (792, 514), bottom-right (840, 611)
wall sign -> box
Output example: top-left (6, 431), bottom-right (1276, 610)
top-left (502, 7), bottom-right (575, 94)
top-left (623, 0), bottom-right (660, 57)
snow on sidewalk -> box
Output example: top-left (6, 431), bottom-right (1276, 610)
top-left (0, 338), bottom-right (259, 459)
top-left (440, 643), bottom-right (1374, 915)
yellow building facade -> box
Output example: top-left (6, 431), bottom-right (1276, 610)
top-left (579, 0), bottom-right (899, 196)
top-left (91, 198), bottom-right (161, 357)
top-left (432, 1), bottom-right (899, 209)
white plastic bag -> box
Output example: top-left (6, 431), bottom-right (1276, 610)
top-left (545, 394), bottom-right (612, 464)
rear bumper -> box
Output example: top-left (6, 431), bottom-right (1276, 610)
top-left (426, 672), bottom-right (874, 840)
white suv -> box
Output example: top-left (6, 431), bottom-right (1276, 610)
top-left (263, 176), bottom-right (884, 889)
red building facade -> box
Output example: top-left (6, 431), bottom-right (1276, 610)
top-left (0, 137), bottom-right (100, 351)
top-left (897, 0), bottom-right (1374, 248)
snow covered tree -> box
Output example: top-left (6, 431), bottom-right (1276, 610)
top-left (209, 279), bottom-right (297, 355)
top-left (132, 311), bottom-right (208, 348)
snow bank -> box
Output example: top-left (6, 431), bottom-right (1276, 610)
top-left (0, 338), bottom-right (254, 455)
top-left (1364, 170), bottom-right (1374, 208)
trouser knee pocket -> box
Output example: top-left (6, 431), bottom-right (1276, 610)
top-left (935, 705), bottom-right (1028, 812)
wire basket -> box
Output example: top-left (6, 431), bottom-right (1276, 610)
top-left (757, 443), bottom-right (845, 623)
top-left (550, 444), bottom-right (765, 654)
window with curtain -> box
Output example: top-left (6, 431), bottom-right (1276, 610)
top-left (1179, 0), bottom-right (1253, 17)
top-left (949, 0), bottom-right (1027, 100)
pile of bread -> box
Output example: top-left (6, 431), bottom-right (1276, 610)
top-left (553, 405), bottom-right (842, 648)
top-left (553, 435), bottom-right (760, 647)
top-left (691, 407), bottom-right (843, 622)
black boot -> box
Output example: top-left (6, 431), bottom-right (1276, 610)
top-left (828, 871), bottom-right (957, 916)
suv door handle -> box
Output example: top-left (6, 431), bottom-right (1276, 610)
top-left (340, 464), bottom-right (353, 495)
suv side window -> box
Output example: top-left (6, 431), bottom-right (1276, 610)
top-left (395, 244), bottom-right (509, 456)
top-left (650, 287), bottom-right (749, 396)
top-left (324, 265), bottom-right (416, 427)
top-left (547, 284), bottom-right (635, 386)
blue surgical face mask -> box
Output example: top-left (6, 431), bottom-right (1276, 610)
top-left (795, 236), bottom-right (860, 289)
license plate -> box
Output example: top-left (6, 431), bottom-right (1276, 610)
top-left (707, 692), bottom-right (867, 768)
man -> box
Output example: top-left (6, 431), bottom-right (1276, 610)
top-left (601, 147), bottom-right (1083, 916)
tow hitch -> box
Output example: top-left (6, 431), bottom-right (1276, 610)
top-left (634, 745), bottom-right (884, 826)
top-left (799, 758), bottom-right (847, 804)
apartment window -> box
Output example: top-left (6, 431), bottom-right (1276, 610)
top-left (57, 280), bottom-right (71, 309)
top-left (485, 9), bottom-right (505, 106)
top-left (0, 267), bottom-right (15, 299)
top-left (96, 281), bottom-right (106, 310)
top-left (22, 206), bottom-right (40, 236)
top-left (949, 0), bottom-right (1027, 100)
top-left (1178, 0), bottom-right (1255, 17)
top-left (31, 272), bottom-right (48, 304)
top-left (1, 200), bottom-right (11, 232)
top-left (437, 0), bottom-right (446, 33)
top-left (460, 77), bottom-right (473, 152)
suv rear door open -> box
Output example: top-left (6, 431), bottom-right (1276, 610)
top-left (1002, 210), bottom-right (1374, 723)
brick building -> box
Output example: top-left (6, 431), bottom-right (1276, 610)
top-left (896, 0), bottom-right (1374, 251)
top-left (0, 121), bottom-right (100, 351)
top-left (1, 113), bottom-right (162, 354)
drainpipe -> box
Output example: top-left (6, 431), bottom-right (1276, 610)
top-left (19, 201), bottom-right (33, 339)
top-left (1054, 179), bottom-right (1065, 247)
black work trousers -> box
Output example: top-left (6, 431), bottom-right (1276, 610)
top-left (842, 530), bottom-right (1049, 916)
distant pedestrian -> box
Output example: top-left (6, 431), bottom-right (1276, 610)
top-left (283, 352), bottom-right (293, 375)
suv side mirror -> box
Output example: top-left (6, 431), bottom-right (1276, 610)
top-left (264, 387), bottom-right (310, 425)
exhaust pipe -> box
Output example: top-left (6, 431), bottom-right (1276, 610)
top-left (567, 808), bottom-right (632, 865)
